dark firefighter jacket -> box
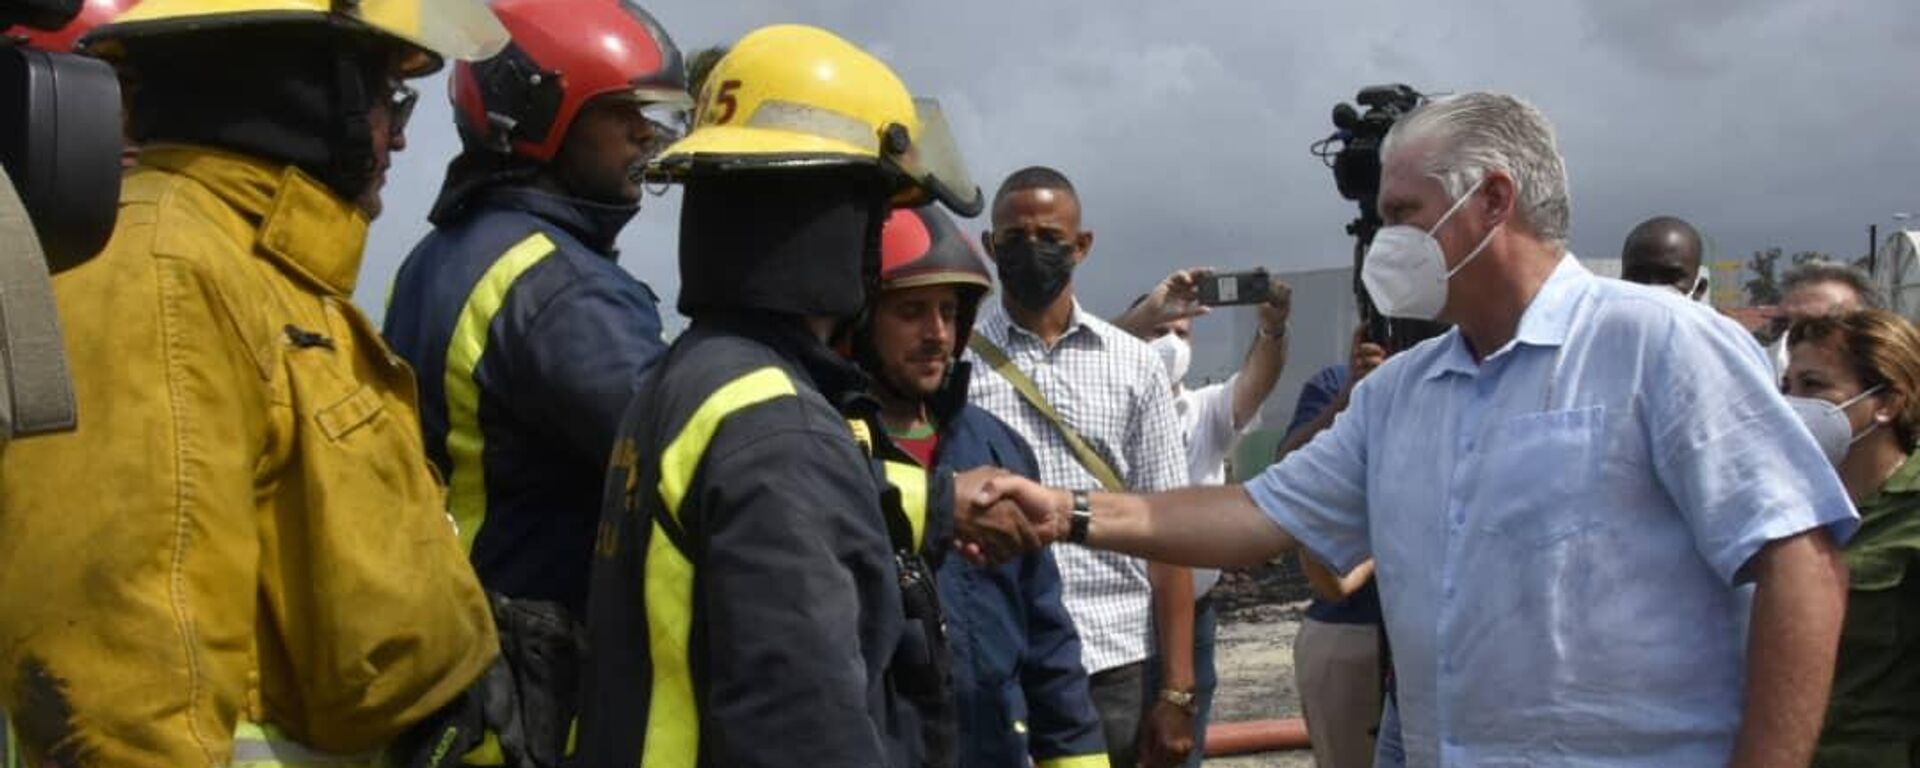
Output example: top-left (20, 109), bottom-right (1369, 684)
top-left (578, 314), bottom-right (953, 768)
top-left (382, 185), bottom-right (666, 616)
top-left (924, 367), bottom-right (1107, 768)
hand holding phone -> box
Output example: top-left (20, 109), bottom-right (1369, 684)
top-left (1197, 269), bottom-right (1271, 306)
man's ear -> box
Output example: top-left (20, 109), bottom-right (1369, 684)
top-left (1075, 231), bottom-right (1095, 264)
top-left (981, 231), bottom-right (997, 262)
top-left (1480, 170), bottom-right (1517, 230)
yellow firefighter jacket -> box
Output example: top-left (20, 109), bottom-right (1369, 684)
top-left (0, 145), bottom-right (499, 767)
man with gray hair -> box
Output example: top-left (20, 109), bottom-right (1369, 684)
top-left (1770, 260), bottom-right (1883, 372)
top-left (969, 92), bottom-right (1856, 767)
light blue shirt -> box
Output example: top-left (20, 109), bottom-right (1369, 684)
top-left (1247, 256), bottom-right (1857, 767)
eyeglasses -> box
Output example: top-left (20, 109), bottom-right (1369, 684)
top-left (384, 81), bottom-right (419, 140)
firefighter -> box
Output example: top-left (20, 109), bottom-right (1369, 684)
top-left (382, 0), bottom-right (689, 618)
top-left (0, 0), bottom-right (509, 764)
top-left (4, 0), bottom-right (131, 51)
top-left (856, 205), bottom-right (1109, 768)
top-left (576, 23), bottom-right (1041, 767)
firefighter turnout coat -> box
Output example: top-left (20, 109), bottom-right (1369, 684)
top-left (0, 146), bottom-right (499, 767)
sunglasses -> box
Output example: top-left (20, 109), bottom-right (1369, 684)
top-left (383, 81), bottom-right (419, 140)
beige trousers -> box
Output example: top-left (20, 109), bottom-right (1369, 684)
top-left (1293, 618), bottom-right (1382, 768)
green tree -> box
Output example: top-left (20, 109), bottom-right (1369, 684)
top-left (1790, 250), bottom-right (1834, 268)
top-left (1746, 247), bottom-right (1784, 306)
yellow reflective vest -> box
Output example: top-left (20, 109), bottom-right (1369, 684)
top-left (0, 146), bottom-right (499, 767)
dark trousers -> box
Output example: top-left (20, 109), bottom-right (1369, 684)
top-left (1088, 660), bottom-right (1146, 767)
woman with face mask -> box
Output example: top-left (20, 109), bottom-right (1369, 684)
top-left (1780, 309), bottom-right (1920, 767)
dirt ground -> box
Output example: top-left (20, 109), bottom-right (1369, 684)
top-left (1199, 565), bottom-right (1318, 768)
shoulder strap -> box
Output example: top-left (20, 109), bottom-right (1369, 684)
top-left (0, 165), bottom-right (77, 439)
top-left (968, 335), bottom-right (1124, 492)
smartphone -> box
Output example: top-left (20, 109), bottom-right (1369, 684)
top-left (1197, 269), bottom-right (1271, 306)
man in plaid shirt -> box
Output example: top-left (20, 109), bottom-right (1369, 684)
top-left (966, 166), bottom-right (1192, 767)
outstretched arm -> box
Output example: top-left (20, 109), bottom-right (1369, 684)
top-left (980, 481), bottom-right (1299, 569)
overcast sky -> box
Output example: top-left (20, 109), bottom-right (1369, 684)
top-left (356, 0), bottom-right (1920, 360)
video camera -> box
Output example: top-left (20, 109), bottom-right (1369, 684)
top-left (1, 0), bottom-right (125, 440)
top-left (1313, 83), bottom-right (1450, 352)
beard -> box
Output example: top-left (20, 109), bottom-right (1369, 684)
top-left (881, 350), bottom-right (948, 402)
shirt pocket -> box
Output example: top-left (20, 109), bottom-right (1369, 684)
top-left (1474, 405), bottom-right (1608, 547)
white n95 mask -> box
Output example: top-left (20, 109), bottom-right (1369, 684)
top-left (1785, 384), bottom-right (1884, 466)
top-left (1361, 177), bottom-right (1499, 320)
top-left (1150, 333), bottom-right (1191, 387)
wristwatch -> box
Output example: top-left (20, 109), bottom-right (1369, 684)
top-left (1257, 323), bottom-right (1288, 341)
top-left (1067, 490), bottom-right (1092, 544)
top-left (1159, 688), bottom-right (1197, 713)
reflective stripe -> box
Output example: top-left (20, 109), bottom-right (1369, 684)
top-left (847, 418), bottom-right (874, 454)
top-left (229, 722), bottom-right (375, 767)
top-left (882, 459), bottom-right (928, 549)
top-left (1036, 754), bottom-right (1113, 768)
top-left (845, 418), bottom-right (925, 550)
top-left (2, 713), bottom-right (18, 768)
top-left (640, 518), bottom-right (699, 767)
top-left (443, 233), bottom-right (556, 550)
top-left (655, 367), bottom-right (796, 522)
top-left (460, 729), bottom-right (507, 765)
top-left (744, 100), bottom-right (880, 151)
top-left (645, 366), bottom-right (797, 767)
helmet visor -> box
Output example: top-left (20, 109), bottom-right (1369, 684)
top-left (85, 0), bottom-right (510, 76)
top-left (890, 98), bottom-right (982, 217)
top-left (358, 0), bottom-right (509, 75)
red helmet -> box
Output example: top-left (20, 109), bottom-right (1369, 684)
top-left (6, 0), bottom-right (137, 52)
top-left (877, 204), bottom-right (994, 355)
top-left (450, 0), bottom-right (689, 162)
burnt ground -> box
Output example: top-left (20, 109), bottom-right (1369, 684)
top-left (1201, 561), bottom-right (1317, 767)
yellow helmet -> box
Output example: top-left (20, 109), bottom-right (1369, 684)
top-left (79, 0), bottom-right (508, 77)
top-left (653, 24), bottom-right (983, 217)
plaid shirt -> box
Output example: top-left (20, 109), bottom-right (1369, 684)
top-left (966, 299), bottom-right (1186, 673)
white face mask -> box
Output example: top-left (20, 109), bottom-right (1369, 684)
top-left (1361, 177), bottom-right (1500, 321)
top-left (1661, 271), bottom-right (1710, 304)
top-left (1149, 333), bottom-right (1191, 387)
top-left (1785, 384), bottom-right (1884, 467)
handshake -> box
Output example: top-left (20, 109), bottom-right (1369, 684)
top-left (949, 467), bottom-right (1076, 564)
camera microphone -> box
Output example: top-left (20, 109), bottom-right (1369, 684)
top-left (1332, 102), bottom-right (1359, 131)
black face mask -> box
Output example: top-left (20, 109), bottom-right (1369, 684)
top-left (995, 238), bottom-right (1077, 310)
